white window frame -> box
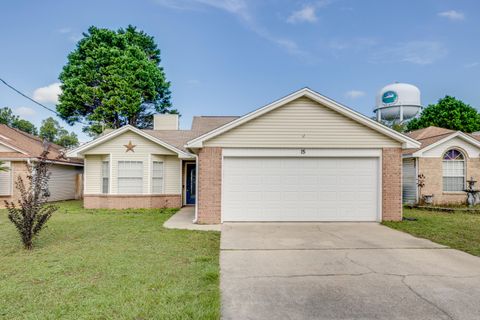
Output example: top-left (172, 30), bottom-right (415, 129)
top-left (442, 149), bottom-right (465, 192)
top-left (0, 161), bottom-right (12, 196)
top-left (101, 161), bottom-right (109, 194)
top-left (117, 161), bottom-right (143, 194)
top-left (151, 161), bottom-right (164, 194)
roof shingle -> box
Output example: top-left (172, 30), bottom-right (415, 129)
top-left (0, 124), bottom-right (83, 165)
top-left (143, 116), bottom-right (238, 152)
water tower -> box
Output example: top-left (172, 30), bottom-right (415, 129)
top-left (374, 83), bottom-right (422, 122)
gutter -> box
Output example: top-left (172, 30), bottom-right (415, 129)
top-left (192, 153), bottom-right (199, 224)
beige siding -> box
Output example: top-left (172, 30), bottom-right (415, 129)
top-left (85, 155), bottom-right (104, 194)
top-left (421, 136), bottom-right (480, 158)
top-left (204, 97), bottom-right (400, 148)
top-left (151, 155), bottom-right (181, 194)
top-left (84, 131), bottom-right (181, 195)
top-left (84, 131), bottom-right (176, 155)
top-left (48, 164), bottom-right (83, 201)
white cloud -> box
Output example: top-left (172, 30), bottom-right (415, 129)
top-left (345, 90), bottom-right (365, 99)
top-left (154, 0), bottom-right (309, 58)
top-left (287, 1), bottom-right (331, 24)
top-left (370, 41), bottom-right (447, 65)
top-left (438, 10), bottom-right (465, 21)
top-left (287, 5), bottom-right (318, 24)
top-left (14, 106), bottom-right (36, 117)
top-left (465, 62), bottom-right (479, 68)
top-left (33, 83), bottom-right (62, 104)
top-left (57, 27), bottom-right (83, 43)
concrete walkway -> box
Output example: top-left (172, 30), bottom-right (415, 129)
top-left (163, 206), bottom-right (220, 231)
top-left (221, 222), bottom-right (480, 320)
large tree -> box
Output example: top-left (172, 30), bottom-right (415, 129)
top-left (407, 96), bottom-right (480, 133)
top-left (39, 117), bottom-right (79, 149)
top-left (0, 107), bottom-right (38, 135)
top-left (57, 25), bottom-right (176, 136)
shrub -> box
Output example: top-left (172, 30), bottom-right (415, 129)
top-left (5, 146), bottom-right (58, 249)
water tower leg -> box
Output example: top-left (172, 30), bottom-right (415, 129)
top-left (400, 106), bottom-right (404, 123)
top-left (377, 109), bottom-right (381, 121)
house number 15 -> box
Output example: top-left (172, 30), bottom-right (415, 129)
top-left (300, 149), bottom-right (306, 155)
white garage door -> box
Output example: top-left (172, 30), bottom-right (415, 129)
top-left (222, 157), bottom-right (379, 222)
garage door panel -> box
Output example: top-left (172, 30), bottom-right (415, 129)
top-left (222, 157), bottom-right (379, 222)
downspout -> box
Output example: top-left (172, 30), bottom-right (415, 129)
top-left (192, 153), bottom-right (199, 224)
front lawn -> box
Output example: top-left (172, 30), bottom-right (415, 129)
top-left (383, 207), bottom-right (480, 257)
top-left (0, 201), bottom-right (220, 320)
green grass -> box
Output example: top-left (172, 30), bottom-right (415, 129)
top-left (383, 207), bottom-right (480, 257)
top-left (0, 201), bottom-right (220, 320)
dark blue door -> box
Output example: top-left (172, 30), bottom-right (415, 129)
top-left (186, 163), bottom-right (196, 205)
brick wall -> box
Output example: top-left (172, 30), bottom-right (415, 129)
top-left (418, 157), bottom-right (479, 205)
top-left (382, 148), bottom-right (402, 221)
top-left (196, 147), bottom-right (222, 224)
top-left (84, 194), bottom-right (181, 209)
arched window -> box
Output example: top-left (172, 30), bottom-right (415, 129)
top-left (443, 149), bottom-right (465, 192)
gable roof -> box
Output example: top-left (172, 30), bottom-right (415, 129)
top-left (68, 116), bottom-right (239, 158)
top-left (406, 126), bottom-right (455, 140)
top-left (144, 116), bottom-right (239, 152)
top-left (185, 88), bottom-right (420, 149)
top-left (403, 126), bottom-right (480, 156)
top-left (67, 125), bottom-right (195, 158)
top-left (0, 124), bottom-right (83, 165)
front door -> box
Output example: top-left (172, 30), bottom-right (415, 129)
top-left (186, 163), bottom-right (196, 205)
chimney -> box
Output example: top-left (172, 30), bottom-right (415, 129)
top-left (153, 114), bottom-right (179, 130)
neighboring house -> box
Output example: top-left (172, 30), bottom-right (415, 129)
top-left (68, 88), bottom-right (419, 223)
top-left (402, 126), bottom-right (480, 205)
top-left (0, 124), bottom-right (84, 207)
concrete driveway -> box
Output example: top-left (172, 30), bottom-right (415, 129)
top-left (220, 223), bottom-right (480, 320)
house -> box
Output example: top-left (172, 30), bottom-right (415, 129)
top-left (68, 88), bottom-right (420, 223)
top-left (402, 126), bottom-right (480, 205)
top-left (0, 124), bottom-right (84, 207)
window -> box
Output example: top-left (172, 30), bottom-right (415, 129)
top-left (0, 161), bottom-right (11, 195)
top-left (101, 161), bottom-right (109, 194)
top-left (118, 161), bottom-right (143, 194)
top-left (152, 161), bottom-right (164, 194)
top-left (443, 149), bottom-right (465, 192)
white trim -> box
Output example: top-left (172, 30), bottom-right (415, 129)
top-left (378, 153), bottom-right (382, 222)
top-left (220, 151), bottom-right (383, 223)
top-left (193, 154), bottom-right (199, 223)
top-left (109, 154), bottom-right (113, 194)
top-left (0, 140), bottom-right (29, 155)
top-left (220, 150), bottom-right (224, 224)
top-left (183, 161), bottom-right (196, 206)
top-left (186, 88), bottom-right (420, 149)
top-left (415, 157), bottom-right (419, 203)
top-left (180, 159), bottom-right (185, 204)
top-left (67, 125), bottom-right (194, 159)
top-left (117, 160), bottom-right (144, 195)
top-left (412, 132), bottom-right (480, 157)
top-left (0, 158), bottom-right (83, 167)
top-left (151, 160), bottom-right (165, 194)
top-left (222, 148), bottom-right (382, 158)
top-left (84, 156), bottom-right (87, 193)
top-left (147, 154), bottom-right (152, 193)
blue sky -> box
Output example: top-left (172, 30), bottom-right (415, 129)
top-left (1, 0), bottom-right (479, 141)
